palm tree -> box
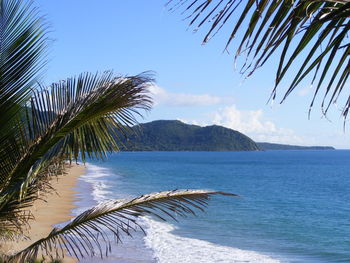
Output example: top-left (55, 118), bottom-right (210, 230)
top-left (168, 0), bottom-right (350, 120)
top-left (0, 0), bottom-right (235, 262)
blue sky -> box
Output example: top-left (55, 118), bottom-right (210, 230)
top-left (36, 1), bottom-right (350, 149)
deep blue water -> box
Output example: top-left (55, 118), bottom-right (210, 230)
top-left (83, 150), bottom-right (350, 263)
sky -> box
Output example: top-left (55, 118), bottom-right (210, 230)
top-left (36, 1), bottom-right (350, 149)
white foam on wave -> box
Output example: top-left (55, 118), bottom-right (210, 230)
top-left (78, 164), bottom-right (283, 263)
top-left (80, 163), bottom-right (116, 202)
top-left (142, 217), bottom-right (282, 263)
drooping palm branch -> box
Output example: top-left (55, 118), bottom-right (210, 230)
top-left (0, 71), bottom-right (153, 238)
top-left (8, 190), bottom-right (236, 263)
top-left (169, 0), bottom-right (350, 119)
top-left (4, 72), bottom-right (152, 189)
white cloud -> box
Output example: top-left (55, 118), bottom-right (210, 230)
top-left (181, 105), bottom-right (306, 145)
top-left (149, 85), bottom-right (234, 107)
top-left (147, 84), bottom-right (312, 145)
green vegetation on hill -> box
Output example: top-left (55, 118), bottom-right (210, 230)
top-left (120, 120), bottom-right (335, 151)
top-left (122, 120), bottom-right (259, 151)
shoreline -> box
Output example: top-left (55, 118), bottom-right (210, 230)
top-left (75, 163), bottom-right (156, 263)
top-left (3, 163), bottom-right (85, 263)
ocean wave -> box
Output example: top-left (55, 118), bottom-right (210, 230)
top-left (142, 217), bottom-right (282, 263)
top-left (79, 163), bottom-right (283, 263)
top-left (80, 164), bottom-right (115, 202)
top-left (75, 163), bottom-right (156, 263)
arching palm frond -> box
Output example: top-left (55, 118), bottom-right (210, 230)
top-left (169, 0), bottom-right (350, 119)
top-left (8, 190), bottom-right (237, 263)
top-left (3, 72), bottom-right (152, 188)
top-left (0, 72), bottom-right (153, 236)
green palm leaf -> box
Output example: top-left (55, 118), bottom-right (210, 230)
top-left (0, 0), bottom-right (47, 199)
top-left (2, 72), bottom-right (152, 188)
top-left (0, 0), bottom-right (47, 134)
top-left (169, 0), bottom-right (350, 119)
top-left (0, 72), bottom-right (153, 236)
top-left (8, 190), bottom-right (237, 262)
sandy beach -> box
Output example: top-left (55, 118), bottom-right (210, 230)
top-left (3, 163), bottom-right (85, 263)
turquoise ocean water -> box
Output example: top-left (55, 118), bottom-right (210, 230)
top-left (75, 151), bottom-right (350, 263)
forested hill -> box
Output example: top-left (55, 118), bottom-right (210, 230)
top-left (119, 120), bottom-right (335, 151)
top-left (121, 120), bottom-right (259, 151)
top-left (257, 142), bottom-right (335, 150)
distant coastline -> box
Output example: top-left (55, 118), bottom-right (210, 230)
top-left (257, 142), bottom-right (335, 151)
top-left (120, 120), bottom-right (335, 152)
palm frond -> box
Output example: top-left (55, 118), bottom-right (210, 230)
top-left (0, 0), bottom-right (47, 200)
top-left (0, 0), bottom-right (47, 131)
top-left (169, 0), bottom-right (350, 119)
top-left (0, 72), bottom-right (153, 234)
top-left (2, 72), bottom-right (152, 190)
top-left (8, 190), bottom-right (236, 262)
top-left (0, 0), bottom-right (47, 208)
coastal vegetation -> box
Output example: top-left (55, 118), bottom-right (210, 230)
top-left (0, 1), bottom-right (233, 262)
top-left (257, 142), bottom-right (334, 151)
top-left (122, 120), bottom-right (259, 151)
top-left (121, 120), bottom-right (334, 151)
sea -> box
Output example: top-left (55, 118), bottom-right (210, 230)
top-left (72, 150), bottom-right (350, 263)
